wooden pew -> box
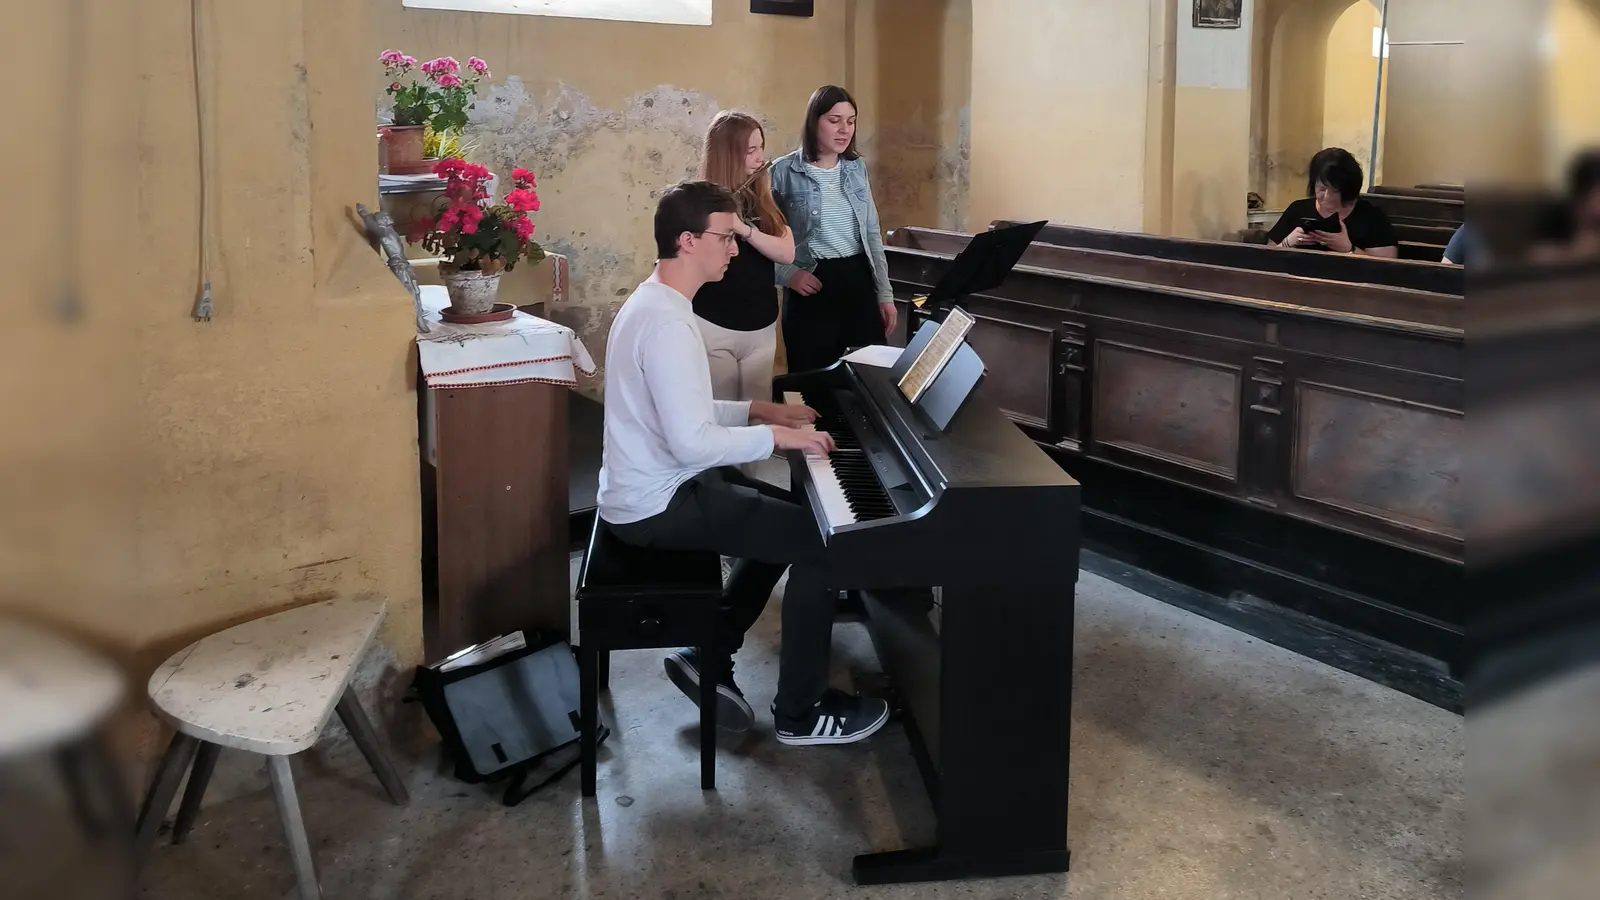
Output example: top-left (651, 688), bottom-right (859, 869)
top-left (892, 226), bottom-right (1461, 326)
top-left (1400, 241), bottom-right (1447, 263)
top-left (1417, 183), bottom-right (1465, 192)
top-left (1372, 185), bottom-right (1465, 201)
top-left (992, 219), bottom-right (1464, 295)
top-left (1393, 222), bottom-right (1458, 246)
top-left (1361, 192), bottom-right (1464, 226)
top-left (1468, 261), bottom-right (1600, 702)
top-left (884, 226), bottom-right (1465, 704)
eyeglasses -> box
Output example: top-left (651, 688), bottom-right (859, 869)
top-left (697, 230), bottom-right (739, 246)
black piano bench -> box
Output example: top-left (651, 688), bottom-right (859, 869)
top-left (573, 515), bottom-right (725, 798)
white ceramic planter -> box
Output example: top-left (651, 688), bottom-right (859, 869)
top-left (441, 267), bottom-right (502, 314)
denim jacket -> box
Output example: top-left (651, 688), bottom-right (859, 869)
top-left (768, 151), bottom-right (894, 305)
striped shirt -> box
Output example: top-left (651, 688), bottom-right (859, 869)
top-left (805, 162), bottom-right (864, 259)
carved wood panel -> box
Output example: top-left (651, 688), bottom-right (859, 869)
top-left (1092, 341), bottom-right (1242, 481)
top-left (1292, 382), bottom-right (1465, 540)
top-left (964, 314), bottom-right (1054, 429)
top-left (1053, 321), bottom-right (1088, 448)
top-left (1240, 356), bottom-right (1285, 506)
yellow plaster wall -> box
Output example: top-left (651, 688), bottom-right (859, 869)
top-left (376, 0), bottom-right (845, 383)
top-left (850, 0), bottom-right (973, 232)
top-left (1379, 0), bottom-right (1472, 185)
top-left (3, 0), bottom-right (424, 767)
top-left (377, 0), bottom-right (970, 380)
top-left (1173, 88), bottom-right (1253, 238)
top-left (1263, 0), bottom-right (1351, 208)
top-left (969, 0), bottom-right (1155, 232)
top-left (1547, 0), bottom-right (1600, 178)
top-left (1145, 0), bottom-right (1180, 235)
top-left (1171, 0), bottom-right (1256, 240)
top-left (1322, 1), bottom-right (1387, 185)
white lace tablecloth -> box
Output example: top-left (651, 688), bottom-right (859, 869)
top-left (415, 285), bottom-right (596, 389)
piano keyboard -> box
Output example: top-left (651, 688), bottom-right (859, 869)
top-left (784, 391), bottom-right (899, 528)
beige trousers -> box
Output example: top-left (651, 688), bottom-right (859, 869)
top-left (697, 318), bottom-right (778, 404)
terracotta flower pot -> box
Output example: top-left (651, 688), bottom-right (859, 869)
top-left (441, 267), bottom-right (502, 315)
top-left (379, 124), bottom-right (431, 175)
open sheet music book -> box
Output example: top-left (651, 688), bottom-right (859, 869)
top-left (896, 306), bottom-right (976, 404)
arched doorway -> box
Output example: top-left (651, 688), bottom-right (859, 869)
top-left (1251, 0), bottom-right (1387, 211)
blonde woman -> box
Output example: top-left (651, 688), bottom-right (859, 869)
top-left (691, 111), bottom-right (795, 403)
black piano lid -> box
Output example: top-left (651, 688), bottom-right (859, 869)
top-left (854, 361), bottom-right (1077, 493)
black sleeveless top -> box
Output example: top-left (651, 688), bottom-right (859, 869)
top-left (692, 231), bottom-right (778, 332)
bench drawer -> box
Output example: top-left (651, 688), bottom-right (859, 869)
top-left (577, 593), bottom-right (719, 651)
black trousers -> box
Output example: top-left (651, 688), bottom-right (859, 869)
top-left (607, 467), bottom-right (834, 719)
top-left (782, 254), bottom-right (886, 374)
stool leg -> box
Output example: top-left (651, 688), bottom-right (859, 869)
top-left (579, 645), bottom-right (598, 798)
top-left (171, 741), bottom-right (220, 844)
top-left (57, 740), bottom-right (107, 837)
top-left (597, 649), bottom-right (611, 693)
top-left (267, 756), bottom-right (322, 900)
top-left (134, 732), bottom-right (198, 865)
top-left (335, 688), bottom-right (409, 806)
top-left (698, 646), bottom-right (717, 791)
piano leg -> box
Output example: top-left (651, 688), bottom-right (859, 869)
top-left (854, 583), bottom-right (1075, 886)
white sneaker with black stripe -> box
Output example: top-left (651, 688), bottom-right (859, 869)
top-left (773, 689), bottom-right (890, 746)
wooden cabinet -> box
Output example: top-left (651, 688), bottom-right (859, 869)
top-left (420, 376), bottom-right (570, 661)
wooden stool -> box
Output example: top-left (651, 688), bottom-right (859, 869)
top-left (573, 516), bottom-right (724, 797)
top-left (0, 617), bottom-right (133, 850)
top-left (134, 596), bottom-right (408, 900)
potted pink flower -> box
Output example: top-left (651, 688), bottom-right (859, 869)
top-left (409, 159), bottom-right (546, 314)
top-left (379, 51), bottom-right (491, 174)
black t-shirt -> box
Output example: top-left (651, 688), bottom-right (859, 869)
top-left (1267, 197), bottom-right (1398, 251)
top-left (691, 233), bottom-right (778, 332)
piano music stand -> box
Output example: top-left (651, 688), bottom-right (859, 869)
top-left (890, 318), bottom-right (986, 434)
top-left (890, 219), bottom-right (1048, 433)
top-left (919, 218), bottom-right (1047, 318)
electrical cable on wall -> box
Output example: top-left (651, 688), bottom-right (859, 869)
top-left (191, 0), bottom-right (215, 321)
top-left (56, 0), bottom-right (85, 322)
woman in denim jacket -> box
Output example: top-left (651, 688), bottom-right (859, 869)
top-left (769, 85), bottom-right (897, 373)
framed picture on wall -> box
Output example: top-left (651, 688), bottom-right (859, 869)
top-left (1193, 0), bottom-right (1243, 28)
top-left (752, 0), bottom-right (813, 15)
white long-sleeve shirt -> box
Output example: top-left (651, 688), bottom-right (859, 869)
top-left (596, 276), bottom-right (776, 524)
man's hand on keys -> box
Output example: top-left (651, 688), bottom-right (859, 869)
top-left (750, 399), bottom-right (818, 430)
top-left (772, 426), bottom-right (836, 457)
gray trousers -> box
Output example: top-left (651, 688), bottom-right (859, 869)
top-left (608, 467), bottom-right (833, 719)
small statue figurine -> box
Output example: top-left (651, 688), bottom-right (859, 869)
top-left (355, 202), bottom-right (430, 333)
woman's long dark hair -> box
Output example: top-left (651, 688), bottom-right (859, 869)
top-left (801, 85), bottom-right (860, 163)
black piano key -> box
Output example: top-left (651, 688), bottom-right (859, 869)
top-left (797, 389), bottom-right (900, 522)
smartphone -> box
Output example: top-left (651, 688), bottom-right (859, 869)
top-left (1299, 213), bottom-right (1340, 233)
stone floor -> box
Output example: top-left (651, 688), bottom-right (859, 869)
top-left (113, 564), bottom-right (1462, 900)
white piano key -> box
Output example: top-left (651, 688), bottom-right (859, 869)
top-left (806, 453), bottom-right (857, 527)
top-left (784, 390), bottom-right (855, 527)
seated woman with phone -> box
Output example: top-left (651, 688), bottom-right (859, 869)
top-left (1267, 147), bottom-right (1399, 259)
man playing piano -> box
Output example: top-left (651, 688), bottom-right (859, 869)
top-left (595, 180), bottom-right (893, 745)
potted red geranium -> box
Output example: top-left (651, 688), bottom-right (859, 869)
top-left (379, 51), bottom-right (490, 174)
top-left (410, 159), bottom-right (545, 315)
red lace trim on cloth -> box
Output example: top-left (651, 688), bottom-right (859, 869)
top-left (426, 355), bottom-right (579, 379)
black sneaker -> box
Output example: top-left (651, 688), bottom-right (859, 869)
top-left (663, 648), bottom-right (754, 733)
top-left (773, 689), bottom-right (890, 746)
